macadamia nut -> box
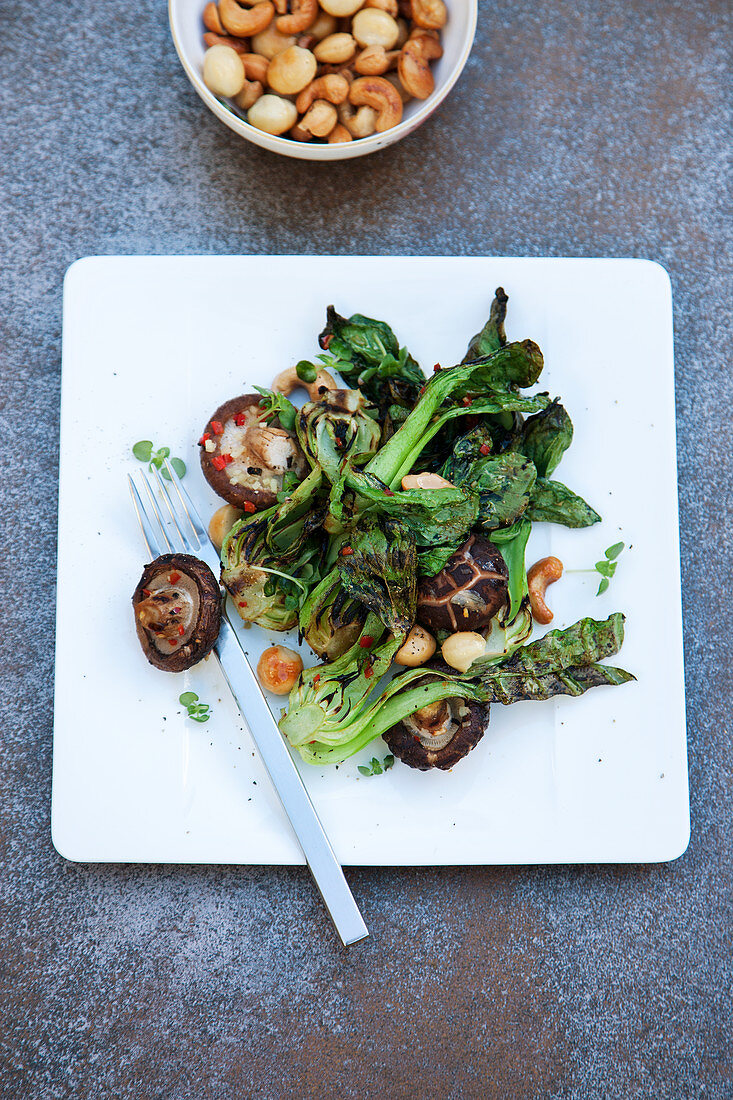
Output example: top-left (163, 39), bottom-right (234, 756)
top-left (202, 45), bottom-right (246, 97)
top-left (441, 632), bottom-right (487, 674)
top-left (247, 93), bottom-right (299, 133)
top-left (352, 8), bottom-right (399, 48)
top-left (267, 45), bottom-right (318, 94)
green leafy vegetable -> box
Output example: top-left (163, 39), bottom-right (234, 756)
top-left (179, 692), bottom-right (211, 723)
top-left (280, 614), bottom-right (633, 765)
top-left (337, 518), bottom-right (417, 636)
top-left (462, 287), bottom-right (509, 361)
top-left (296, 390), bottom-right (381, 483)
top-left (527, 478), bottom-right (601, 527)
top-left (490, 519), bottom-right (532, 622)
top-left (318, 307), bottom-right (425, 411)
top-left (515, 400), bottom-right (573, 477)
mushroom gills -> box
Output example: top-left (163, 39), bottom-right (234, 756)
top-left (404, 698), bottom-right (461, 752)
top-left (136, 572), bottom-right (200, 654)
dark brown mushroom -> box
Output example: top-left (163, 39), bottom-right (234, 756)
top-left (132, 554), bottom-right (222, 672)
top-left (199, 394), bottom-right (308, 510)
top-left (383, 660), bottom-right (490, 771)
top-left (417, 535), bottom-right (509, 634)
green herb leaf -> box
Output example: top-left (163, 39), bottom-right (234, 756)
top-left (357, 765), bottom-right (371, 776)
top-left (191, 714), bottom-right (210, 723)
top-left (162, 456), bottom-right (186, 481)
top-left (370, 757), bottom-right (383, 774)
top-left (605, 541), bottom-right (625, 560)
top-left (597, 577), bottom-right (610, 596)
top-left (384, 755), bottom-right (395, 770)
top-left (133, 440), bottom-right (153, 461)
top-left (595, 560), bottom-right (616, 578)
top-left (179, 692), bottom-right (198, 706)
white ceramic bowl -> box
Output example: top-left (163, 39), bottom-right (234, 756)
top-left (169, 0), bottom-right (477, 161)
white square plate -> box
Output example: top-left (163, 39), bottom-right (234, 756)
top-left (52, 256), bottom-right (689, 865)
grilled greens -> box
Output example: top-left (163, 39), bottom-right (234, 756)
top-left (215, 287), bottom-right (631, 771)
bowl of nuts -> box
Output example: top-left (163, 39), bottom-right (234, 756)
top-left (169, 0), bottom-right (477, 160)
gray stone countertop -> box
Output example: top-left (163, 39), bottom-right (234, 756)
top-left (0, 1), bottom-right (731, 1097)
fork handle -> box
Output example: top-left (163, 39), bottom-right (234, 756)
top-left (214, 614), bottom-right (369, 947)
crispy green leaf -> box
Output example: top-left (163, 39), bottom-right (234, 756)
top-left (337, 518), bottom-right (417, 635)
top-left (527, 478), bottom-right (601, 527)
top-left (462, 287), bottom-right (508, 361)
top-left (417, 544), bottom-right (460, 577)
top-left (491, 519), bottom-right (531, 622)
top-left (343, 468), bottom-right (479, 548)
top-left (516, 400), bottom-right (573, 477)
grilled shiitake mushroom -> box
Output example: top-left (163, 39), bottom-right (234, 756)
top-left (199, 394), bottom-right (308, 510)
top-left (383, 660), bottom-right (490, 771)
top-left (132, 554), bottom-right (222, 672)
top-left (417, 535), bottom-right (509, 634)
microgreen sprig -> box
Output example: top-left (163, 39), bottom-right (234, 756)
top-left (594, 542), bottom-right (625, 595)
top-left (179, 692), bottom-right (211, 722)
top-left (358, 755), bottom-right (395, 778)
top-left (133, 440), bottom-right (186, 481)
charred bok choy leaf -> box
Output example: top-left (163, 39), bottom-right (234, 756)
top-left (279, 613), bottom-right (634, 765)
top-left (337, 517), bottom-right (417, 636)
top-left (319, 307), bottom-right (425, 412)
top-left (462, 287), bottom-right (509, 361)
top-left (296, 389), bottom-right (381, 483)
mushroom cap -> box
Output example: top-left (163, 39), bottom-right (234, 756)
top-left (199, 394), bottom-right (307, 509)
top-left (132, 553), bottom-right (222, 672)
top-left (383, 658), bottom-right (490, 771)
top-left (417, 535), bottom-right (509, 634)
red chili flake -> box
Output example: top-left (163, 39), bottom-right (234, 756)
top-left (341, 547), bottom-right (354, 557)
top-left (418, 385), bottom-right (427, 396)
top-left (178, 625), bottom-right (185, 636)
top-left (169, 639), bottom-right (178, 646)
top-left (480, 443), bottom-right (491, 455)
top-left (462, 396), bottom-right (473, 407)
top-left (238, 600), bottom-right (248, 608)
top-left (313, 674), bottom-right (321, 684)
top-left (433, 363), bottom-right (442, 373)
top-left (210, 420), bottom-right (224, 435)
top-left (234, 412), bottom-right (247, 427)
top-left (359, 636), bottom-right (374, 648)
top-left (173, 607), bottom-right (181, 614)
top-left (383, 488), bottom-right (395, 497)
top-left (198, 432), bottom-right (211, 446)
top-left (211, 453), bottom-right (233, 471)
top-left (142, 588), bottom-right (151, 597)
top-left (322, 333), bottom-right (333, 350)
top-left (243, 501), bottom-right (256, 513)
top-left (364, 665), bottom-right (374, 679)
top-left (334, 438), bottom-right (343, 449)
top-left (169, 571), bottom-right (181, 584)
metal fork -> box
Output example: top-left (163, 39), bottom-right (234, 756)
top-left (128, 460), bottom-right (368, 947)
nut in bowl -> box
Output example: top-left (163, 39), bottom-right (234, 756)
top-left (169, 0), bottom-right (477, 159)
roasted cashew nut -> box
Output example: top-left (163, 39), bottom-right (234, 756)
top-left (354, 44), bottom-right (399, 75)
top-left (277, 0), bottom-right (319, 35)
top-left (401, 472), bottom-right (454, 490)
top-left (348, 76), bottom-right (403, 131)
top-left (240, 52), bottom-right (269, 82)
top-left (527, 556), bottom-right (564, 625)
top-left (398, 31), bottom-right (442, 99)
top-left (272, 366), bottom-right (338, 400)
top-left (300, 99), bottom-right (338, 137)
top-left (203, 31), bottom-right (251, 53)
top-left (295, 73), bottom-right (350, 113)
top-left (327, 122), bottom-right (353, 142)
top-left (218, 0), bottom-right (275, 38)
top-left (410, 0), bottom-right (448, 30)
top-left (337, 100), bottom-right (377, 136)
top-left (203, 1), bottom-right (225, 34)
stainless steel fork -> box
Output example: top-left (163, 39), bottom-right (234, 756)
top-left (128, 460), bottom-right (368, 947)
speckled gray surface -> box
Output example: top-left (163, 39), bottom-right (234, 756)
top-left (1, 1), bottom-right (731, 1097)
